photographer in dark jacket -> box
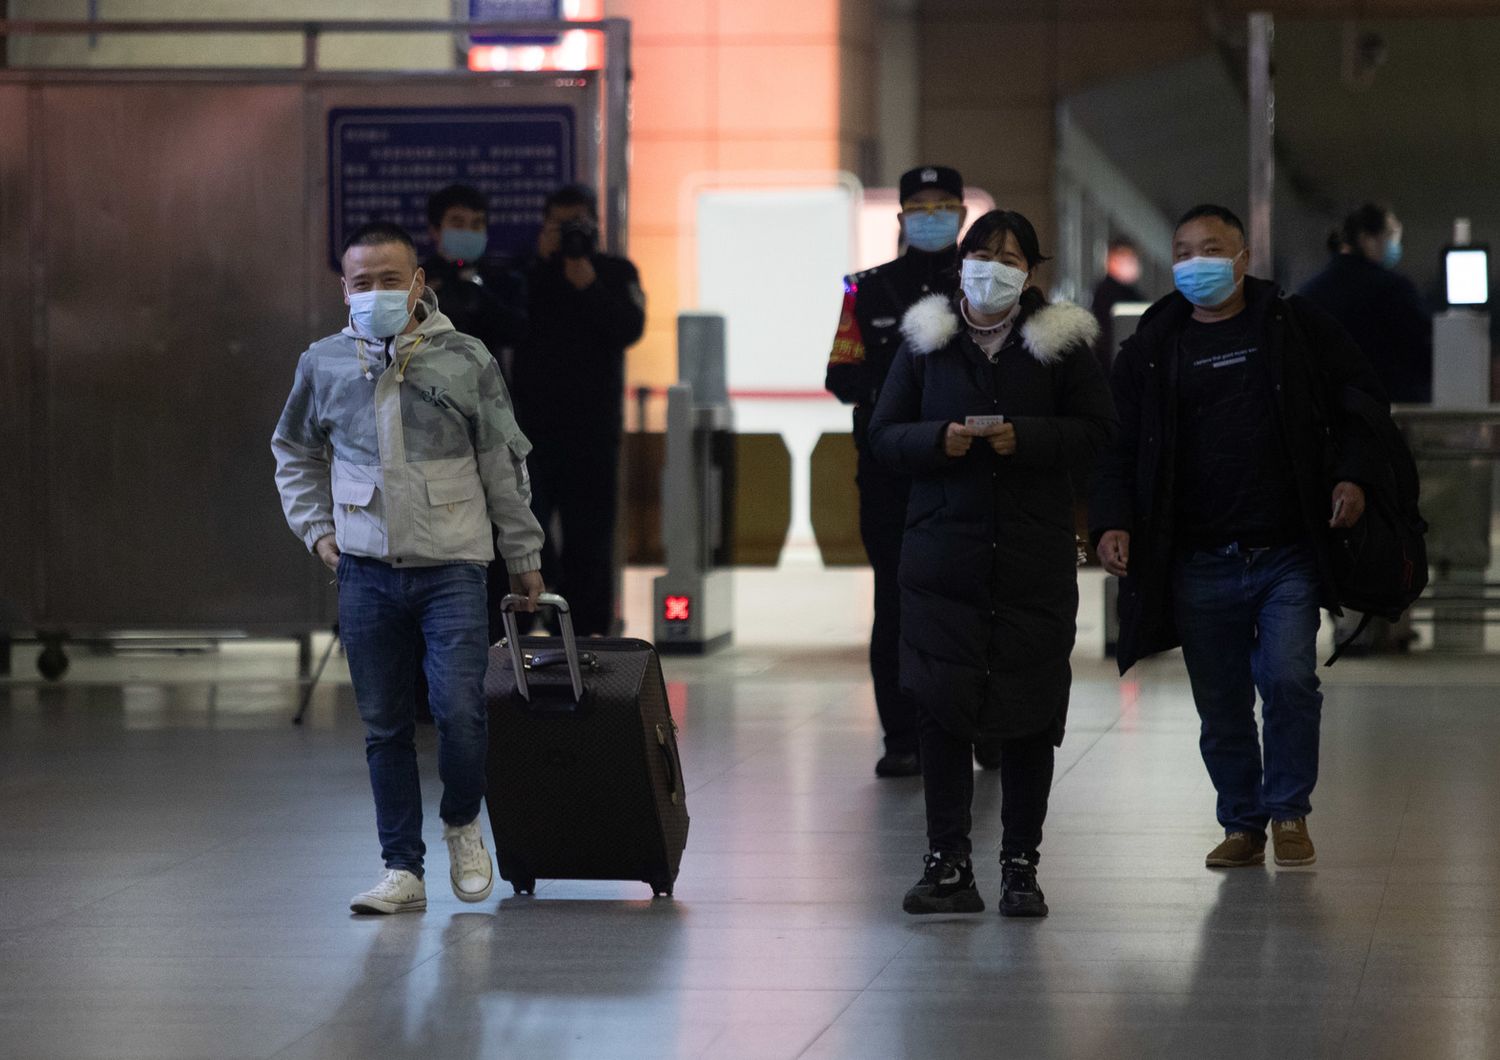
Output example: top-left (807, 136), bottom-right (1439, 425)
top-left (826, 165), bottom-right (964, 778)
top-left (512, 184), bottom-right (646, 636)
top-left (1090, 205), bottom-right (1387, 873)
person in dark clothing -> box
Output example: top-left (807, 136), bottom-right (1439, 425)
top-left (512, 184), bottom-right (646, 636)
top-left (869, 210), bottom-right (1117, 918)
top-left (421, 183), bottom-right (529, 643)
top-left (1300, 203), bottom-right (1432, 403)
top-left (1090, 204), bottom-right (1389, 873)
top-left (1300, 203), bottom-right (1431, 655)
top-left (826, 165), bottom-right (965, 779)
top-left (1090, 237), bottom-right (1146, 371)
top-left (422, 184), bottom-right (528, 380)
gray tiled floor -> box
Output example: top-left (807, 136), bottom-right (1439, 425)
top-left (5, 639), bottom-right (1500, 1059)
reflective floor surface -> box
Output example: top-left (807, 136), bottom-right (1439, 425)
top-left (4, 571), bottom-right (1500, 1059)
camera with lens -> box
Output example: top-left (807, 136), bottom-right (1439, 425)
top-left (559, 218), bottom-right (598, 260)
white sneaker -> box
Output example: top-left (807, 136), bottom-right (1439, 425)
top-left (350, 868), bottom-right (426, 915)
top-left (443, 816), bottom-right (495, 903)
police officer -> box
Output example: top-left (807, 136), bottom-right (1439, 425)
top-left (826, 165), bottom-right (965, 778)
top-left (512, 184), bottom-right (646, 637)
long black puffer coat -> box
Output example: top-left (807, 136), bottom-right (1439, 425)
top-left (868, 292), bottom-right (1118, 744)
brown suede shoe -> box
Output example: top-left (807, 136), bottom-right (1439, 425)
top-left (1272, 818), bottom-right (1317, 866)
top-left (1205, 831), bottom-right (1267, 869)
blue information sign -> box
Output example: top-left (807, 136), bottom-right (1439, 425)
top-left (468, 0), bottom-right (566, 46)
top-left (328, 105), bottom-right (576, 268)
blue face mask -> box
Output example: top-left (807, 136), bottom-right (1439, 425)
top-left (440, 227), bottom-right (488, 263)
top-left (347, 274), bottom-right (418, 339)
top-left (903, 210), bottom-right (962, 253)
top-left (1381, 237), bottom-right (1403, 270)
top-left (1173, 253), bottom-right (1244, 308)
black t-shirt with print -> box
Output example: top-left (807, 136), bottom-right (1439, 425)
top-left (1175, 311), bottom-right (1302, 548)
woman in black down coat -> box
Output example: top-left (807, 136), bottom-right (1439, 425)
top-left (869, 210), bottom-right (1117, 918)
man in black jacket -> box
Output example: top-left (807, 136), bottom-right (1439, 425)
top-left (826, 165), bottom-right (964, 778)
top-left (421, 184), bottom-right (530, 646)
top-left (512, 184), bottom-right (646, 636)
top-left (1090, 205), bottom-right (1387, 871)
top-left (422, 184), bottom-right (528, 383)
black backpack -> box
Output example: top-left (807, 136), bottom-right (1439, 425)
top-left (1324, 384), bottom-right (1429, 665)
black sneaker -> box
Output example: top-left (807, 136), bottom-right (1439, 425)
top-left (902, 853), bottom-right (985, 915)
top-left (999, 855), bottom-right (1048, 918)
top-left (875, 752), bottom-right (921, 779)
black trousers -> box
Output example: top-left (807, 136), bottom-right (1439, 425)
top-left (918, 701), bottom-right (1056, 861)
top-left (857, 451), bottom-right (919, 755)
top-left (529, 429), bottom-right (620, 637)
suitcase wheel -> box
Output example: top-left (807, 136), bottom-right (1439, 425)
top-left (512, 879), bottom-right (536, 896)
top-left (649, 880), bottom-right (674, 899)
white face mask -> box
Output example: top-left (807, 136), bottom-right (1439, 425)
top-left (345, 273), bottom-right (419, 339)
top-left (961, 258), bottom-right (1028, 315)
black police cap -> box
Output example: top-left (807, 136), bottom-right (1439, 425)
top-left (899, 165), bottom-right (964, 204)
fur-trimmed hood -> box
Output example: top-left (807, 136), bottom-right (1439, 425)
top-left (900, 293), bottom-right (1100, 365)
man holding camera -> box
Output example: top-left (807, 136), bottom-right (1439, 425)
top-left (512, 184), bottom-right (646, 636)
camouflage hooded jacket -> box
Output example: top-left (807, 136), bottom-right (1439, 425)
top-left (271, 291), bottom-right (544, 573)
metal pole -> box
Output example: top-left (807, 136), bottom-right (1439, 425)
top-left (602, 18), bottom-right (631, 256)
top-left (301, 23), bottom-right (318, 73)
top-left (1248, 11), bottom-right (1275, 273)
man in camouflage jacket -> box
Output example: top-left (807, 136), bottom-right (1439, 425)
top-left (273, 222), bottom-right (544, 916)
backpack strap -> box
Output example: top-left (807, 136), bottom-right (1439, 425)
top-left (1324, 611), bottom-right (1375, 667)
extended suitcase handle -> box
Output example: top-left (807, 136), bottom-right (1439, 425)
top-left (500, 592), bottom-right (586, 703)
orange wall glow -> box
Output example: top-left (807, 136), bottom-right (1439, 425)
top-left (605, 0), bottom-right (872, 395)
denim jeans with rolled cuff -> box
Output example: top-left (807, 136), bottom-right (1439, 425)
top-left (338, 555), bottom-right (491, 877)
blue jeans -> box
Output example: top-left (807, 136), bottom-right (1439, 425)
top-left (1172, 543), bottom-right (1323, 836)
top-left (337, 555), bottom-right (491, 877)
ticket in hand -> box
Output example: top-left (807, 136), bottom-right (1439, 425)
top-left (965, 415), bottom-right (1006, 429)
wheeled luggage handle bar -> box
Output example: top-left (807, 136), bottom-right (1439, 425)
top-left (500, 592), bottom-right (586, 702)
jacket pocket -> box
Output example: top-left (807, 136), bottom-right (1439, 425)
top-left (331, 477), bottom-right (383, 557)
top-left (423, 474), bottom-right (490, 558)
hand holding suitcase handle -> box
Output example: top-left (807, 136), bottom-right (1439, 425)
top-left (500, 592), bottom-right (586, 703)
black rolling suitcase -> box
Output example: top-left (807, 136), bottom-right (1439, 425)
top-left (484, 593), bottom-right (689, 898)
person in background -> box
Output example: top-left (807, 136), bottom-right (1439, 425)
top-left (422, 184), bottom-right (528, 382)
top-left (1090, 237), bottom-right (1146, 371)
top-left (512, 184), bottom-right (645, 637)
top-left (1300, 203), bottom-right (1431, 654)
top-left (421, 183), bottom-right (529, 647)
top-left (272, 221), bottom-right (544, 915)
top-left (825, 165), bottom-right (965, 779)
top-left (1300, 203), bottom-right (1432, 404)
top-left (870, 209), bottom-right (1117, 917)
top-left (1091, 204), bottom-right (1387, 873)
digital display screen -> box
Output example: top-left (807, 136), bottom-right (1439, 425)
top-left (1445, 248), bottom-right (1490, 306)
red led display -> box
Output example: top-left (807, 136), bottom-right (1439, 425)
top-left (663, 596), bottom-right (692, 622)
